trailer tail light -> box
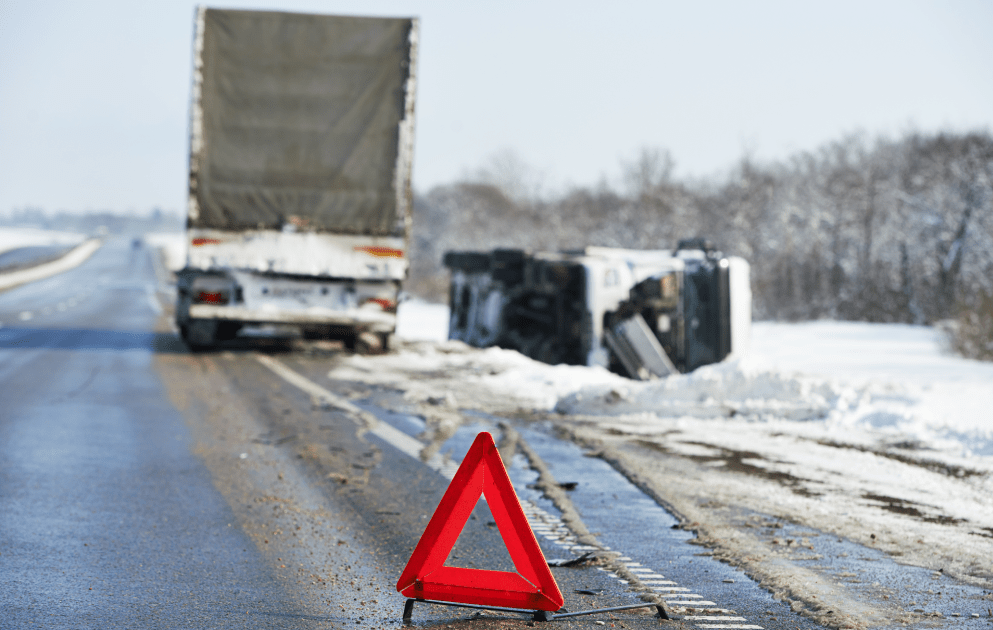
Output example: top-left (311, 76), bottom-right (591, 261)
top-left (191, 237), bottom-right (222, 247)
top-left (190, 276), bottom-right (234, 305)
top-left (195, 290), bottom-right (229, 304)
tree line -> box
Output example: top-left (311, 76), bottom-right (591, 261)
top-left (407, 130), bottom-right (993, 361)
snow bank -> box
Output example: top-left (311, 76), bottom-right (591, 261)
top-left (0, 226), bottom-right (86, 254)
top-left (0, 239), bottom-right (102, 291)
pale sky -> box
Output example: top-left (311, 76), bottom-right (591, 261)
top-left (1, 0), bottom-right (991, 215)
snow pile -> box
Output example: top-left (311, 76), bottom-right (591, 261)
top-left (554, 358), bottom-right (851, 421)
top-left (0, 226), bottom-right (86, 254)
top-left (337, 339), bottom-right (628, 411)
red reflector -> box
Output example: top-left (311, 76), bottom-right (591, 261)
top-left (191, 238), bottom-right (222, 247)
top-left (196, 291), bottom-right (226, 304)
top-left (354, 246), bottom-right (404, 258)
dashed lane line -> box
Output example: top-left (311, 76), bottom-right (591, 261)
top-left (255, 355), bottom-right (764, 629)
top-left (2, 291), bottom-right (92, 327)
top-left (255, 354), bottom-right (461, 481)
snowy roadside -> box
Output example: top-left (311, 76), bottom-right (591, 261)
top-left (0, 226), bottom-right (87, 255)
top-left (0, 227), bottom-right (101, 291)
top-left (334, 301), bottom-right (993, 627)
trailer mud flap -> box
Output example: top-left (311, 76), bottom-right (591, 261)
top-left (604, 313), bottom-right (677, 380)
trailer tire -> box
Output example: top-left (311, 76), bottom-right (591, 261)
top-left (182, 318), bottom-right (218, 351)
top-left (215, 321), bottom-right (242, 341)
top-left (347, 331), bottom-right (391, 355)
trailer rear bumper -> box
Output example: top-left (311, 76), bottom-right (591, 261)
top-left (187, 303), bottom-right (396, 332)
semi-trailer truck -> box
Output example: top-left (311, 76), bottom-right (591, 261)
top-left (176, 8), bottom-right (417, 351)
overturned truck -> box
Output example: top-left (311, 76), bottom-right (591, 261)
top-left (444, 241), bottom-right (751, 379)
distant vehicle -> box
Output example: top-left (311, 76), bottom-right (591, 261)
top-left (175, 8), bottom-right (418, 351)
top-left (444, 240), bottom-right (751, 379)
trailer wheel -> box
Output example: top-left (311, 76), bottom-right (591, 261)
top-left (181, 318), bottom-right (217, 351)
top-left (342, 333), bottom-right (357, 351)
top-left (215, 321), bottom-right (242, 341)
top-left (352, 331), bottom-right (389, 355)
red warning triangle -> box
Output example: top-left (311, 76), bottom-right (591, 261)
top-left (396, 431), bottom-right (564, 611)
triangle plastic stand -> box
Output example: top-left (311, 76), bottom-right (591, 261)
top-left (396, 431), bottom-right (564, 612)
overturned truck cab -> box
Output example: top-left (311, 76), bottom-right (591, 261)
top-left (444, 241), bottom-right (751, 379)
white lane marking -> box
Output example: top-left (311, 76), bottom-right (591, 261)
top-left (256, 355), bottom-right (461, 480)
top-left (255, 355), bottom-right (762, 627)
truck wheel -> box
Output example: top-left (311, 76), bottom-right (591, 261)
top-left (215, 321), bottom-right (242, 341)
top-left (182, 319), bottom-right (218, 351)
top-left (354, 331), bottom-right (387, 355)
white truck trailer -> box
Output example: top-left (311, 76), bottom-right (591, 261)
top-left (176, 8), bottom-right (417, 350)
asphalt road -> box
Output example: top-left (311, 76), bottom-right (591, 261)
top-left (1, 238), bottom-right (832, 629)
